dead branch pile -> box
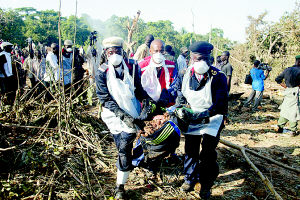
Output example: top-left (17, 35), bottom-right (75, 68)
top-left (0, 74), bottom-right (117, 200)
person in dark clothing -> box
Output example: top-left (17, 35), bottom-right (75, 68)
top-left (275, 55), bottom-right (300, 136)
top-left (164, 45), bottom-right (176, 62)
top-left (174, 41), bottom-right (228, 199)
top-left (220, 51), bottom-right (233, 93)
top-left (0, 42), bottom-right (16, 104)
top-left (95, 36), bottom-right (150, 199)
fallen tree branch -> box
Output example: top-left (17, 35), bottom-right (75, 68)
top-left (220, 138), bottom-right (283, 200)
top-left (220, 138), bottom-right (300, 174)
top-left (0, 141), bottom-right (26, 152)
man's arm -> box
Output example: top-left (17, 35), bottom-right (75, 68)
top-left (209, 72), bottom-right (228, 117)
top-left (275, 69), bottom-right (286, 88)
top-left (95, 68), bottom-right (120, 112)
top-left (227, 75), bottom-right (231, 93)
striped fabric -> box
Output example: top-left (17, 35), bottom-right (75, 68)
top-left (146, 123), bottom-right (174, 145)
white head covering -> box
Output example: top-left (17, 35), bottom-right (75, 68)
top-left (102, 37), bottom-right (124, 49)
top-left (1, 42), bottom-right (13, 49)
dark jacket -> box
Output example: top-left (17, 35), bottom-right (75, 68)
top-left (95, 59), bottom-right (150, 113)
top-left (174, 66), bottom-right (228, 116)
top-left (275, 66), bottom-right (300, 88)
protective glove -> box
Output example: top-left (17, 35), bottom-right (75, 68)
top-left (157, 88), bottom-right (169, 107)
top-left (114, 108), bottom-right (135, 129)
top-left (174, 107), bottom-right (194, 120)
top-left (175, 107), bottom-right (210, 124)
top-left (192, 110), bottom-right (210, 124)
top-left (138, 99), bottom-right (156, 121)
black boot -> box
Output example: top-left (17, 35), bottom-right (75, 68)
top-left (200, 186), bottom-right (212, 199)
top-left (114, 184), bottom-right (125, 200)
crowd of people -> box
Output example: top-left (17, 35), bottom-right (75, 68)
top-left (0, 34), bottom-right (299, 199)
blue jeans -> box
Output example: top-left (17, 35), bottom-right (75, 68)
top-left (113, 132), bottom-right (136, 171)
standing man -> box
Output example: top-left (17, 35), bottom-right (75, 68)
top-left (45, 44), bottom-right (59, 100)
top-left (96, 37), bottom-right (149, 199)
top-left (220, 51), bottom-right (233, 93)
top-left (275, 55), bottom-right (300, 136)
top-left (0, 42), bottom-right (15, 103)
top-left (139, 39), bottom-right (178, 107)
top-left (244, 60), bottom-right (270, 110)
top-left (174, 41), bottom-right (228, 199)
top-left (133, 34), bottom-right (154, 62)
top-left (62, 40), bottom-right (85, 95)
top-left (23, 50), bottom-right (35, 88)
top-left (177, 47), bottom-right (189, 75)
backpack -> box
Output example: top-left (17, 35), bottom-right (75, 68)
top-left (244, 73), bottom-right (252, 85)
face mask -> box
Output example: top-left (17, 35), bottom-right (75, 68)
top-left (108, 53), bottom-right (123, 66)
top-left (66, 48), bottom-right (73, 53)
top-left (194, 60), bottom-right (210, 74)
top-left (152, 53), bottom-right (165, 64)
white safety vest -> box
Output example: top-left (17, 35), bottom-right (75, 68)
top-left (101, 60), bottom-right (141, 134)
top-left (182, 67), bottom-right (223, 137)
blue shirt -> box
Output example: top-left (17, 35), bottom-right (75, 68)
top-left (251, 68), bottom-right (265, 91)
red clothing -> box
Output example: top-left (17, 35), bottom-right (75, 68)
top-left (139, 56), bottom-right (176, 91)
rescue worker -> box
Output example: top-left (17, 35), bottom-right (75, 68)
top-left (95, 36), bottom-right (150, 199)
top-left (177, 47), bottom-right (189, 75)
top-left (62, 40), bottom-right (73, 88)
top-left (275, 55), bottom-right (300, 136)
top-left (133, 34), bottom-right (154, 62)
top-left (174, 41), bottom-right (228, 199)
top-left (62, 40), bottom-right (85, 96)
top-left (139, 39), bottom-right (178, 108)
top-left (0, 42), bottom-right (15, 103)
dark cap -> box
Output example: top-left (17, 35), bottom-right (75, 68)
top-left (189, 41), bottom-right (213, 55)
top-left (253, 60), bottom-right (260, 66)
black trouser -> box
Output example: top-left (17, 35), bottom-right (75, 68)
top-left (0, 76), bottom-right (17, 104)
top-left (29, 78), bottom-right (37, 88)
top-left (112, 132), bottom-right (136, 171)
top-left (183, 132), bottom-right (220, 189)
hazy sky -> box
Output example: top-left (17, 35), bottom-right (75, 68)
top-left (1, 0), bottom-right (298, 42)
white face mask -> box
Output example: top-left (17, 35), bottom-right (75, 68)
top-left (152, 53), bottom-right (165, 65)
top-left (66, 48), bottom-right (73, 53)
top-left (108, 54), bottom-right (123, 66)
top-left (194, 60), bottom-right (210, 74)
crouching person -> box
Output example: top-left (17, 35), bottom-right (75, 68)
top-left (95, 37), bottom-right (148, 199)
top-left (174, 41), bottom-right (228, 199)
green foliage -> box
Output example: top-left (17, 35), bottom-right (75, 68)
top-left (0, 8), bottom-right (26, 46)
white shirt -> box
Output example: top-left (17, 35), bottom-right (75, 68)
top-left (0, 51), bottom-right (13, 78)
top-left (177, 54), bottom-right (187, 74)
top-left (45, 52), bottom-right (59, 82)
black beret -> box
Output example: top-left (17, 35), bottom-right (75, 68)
top-left (189, 41), bottom-right (213, 55)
